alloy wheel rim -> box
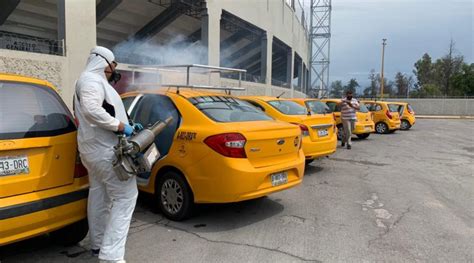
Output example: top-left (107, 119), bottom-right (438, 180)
top-left (401, 121), bottom-right (408, 129)
top-left (376, 123), bottom-right (386, 133)
top-left (161, 179), bottom-right (184, 215)
top-left (337, 126), bottom-right (344, 140)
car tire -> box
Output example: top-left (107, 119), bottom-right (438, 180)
top-left (375, 122), bottom-right (389, 134)
top-left (50, 218), bottom-right (88, 246)
top-left (356, 133), bottom-right (370, 139)
top-left (388, 129), bottom-right (396, 134)
top-left (156, 171), bottom-right (194, 221)
top-left (336, 124), bottom-right (344, 141)
top-left (401, 120), bottom-right (411, 130)
top-left (305, 159), bottom-right (315, 165)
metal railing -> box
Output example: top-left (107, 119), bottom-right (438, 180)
top-left (0, 31), bottom-right (64, 56)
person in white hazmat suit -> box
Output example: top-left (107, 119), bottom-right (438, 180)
top-left (74, 46), bottom-right (139, 263)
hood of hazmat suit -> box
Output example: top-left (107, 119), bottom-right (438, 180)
top-left (74, 46), bottom-right (138, 261)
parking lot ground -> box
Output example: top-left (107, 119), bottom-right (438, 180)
top-left (1, 119), bottom-right (473, 263)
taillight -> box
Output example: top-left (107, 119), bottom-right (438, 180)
top-left (292, 123), bottom-right (310, 136)
top-left (204, 133), bottom-right (247, 158)
top-left (332, 113), bottom-right (336, 122)
top-left (385, 110), bottom-right (393, 119)
top-left (74, 154), bottom-right (88, 178)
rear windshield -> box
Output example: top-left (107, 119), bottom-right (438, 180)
top-left (325, 101), bottom-right (340, 112)
top-left (305, 100), bottom-right (330, 114)
top-left (388, 104), bottom-right (400, 112)
top-left (189, 96), bottom-right (272, 122)
top-left (268, 100), bottom-right (308, 115)
top-left (0, 81), bottom-right (76, 140)
top-left (359, 103), bottom-right (369, 113)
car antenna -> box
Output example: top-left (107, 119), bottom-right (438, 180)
top-left (276, 91), bottom-right (285, 99)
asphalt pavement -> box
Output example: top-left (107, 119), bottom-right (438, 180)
top-left (1, 119), bottom-right (473, 262)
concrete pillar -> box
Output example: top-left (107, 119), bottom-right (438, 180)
top-left (297, 59), bottom-right (302, 89)
top-left (260, 33), bottom-right (267, 84)
top-left (265, 33), bottom-right (273, 95)
top-left (63, 0), bottom-right (96, 109)
top-left (203, 5), bottom-right (221, 67)
top-left (287, 49), bottom-right (294, 97)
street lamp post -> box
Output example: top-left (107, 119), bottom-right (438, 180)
top-left (380, 38), bottom-right (387, 100)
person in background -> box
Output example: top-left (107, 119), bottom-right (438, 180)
top-left (340, 90), bottom-right (360, 149)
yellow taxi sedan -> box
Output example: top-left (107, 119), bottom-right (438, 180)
top-left (0, 73), bottom-right (89, 246)
top-left (391, 102), bottom-right (416, 130)
top-left (239, 96), bottom-right (337, 164)
top-left (362, 100), bottom-right (401, 134)
top-left (122, 89), bottom-right (305, 221)
top-left (321, 99), bottom-right (375, 139)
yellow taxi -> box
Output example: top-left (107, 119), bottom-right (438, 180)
top-left (321, 99), bottom-right (375, 139)
top-left (122, 89), bottom-right (305, 221)
top-left (0, 73), bottom-right (89, 246)
top-left (390, 102), bottom-right (416, 130)
top-left (361, 100), bottom-right (401, 134)
top-left (239, 96), bottom-right (337, 164)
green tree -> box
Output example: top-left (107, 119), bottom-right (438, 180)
top-left (363, 69), bottom-right (378, 97)
top-left (329, 80), bottom-right (344, 97)
top-left (434, 40), bottom-right (464, 96)
top-left (413, 53), bottom-right (434, 88)
top-left (395, 72), bottom-right (414, 97)
top-left (344, 78), bottom-right (360, 95)
top-left (451, 63), bottom-right (474, 96)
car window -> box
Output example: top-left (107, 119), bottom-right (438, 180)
top-left (407, 104), bottom-right (414, 112)
top-left (325, 102), bottom-right (339, 112)
top-left (358, 103), bottom-right (369, 113)
top-left (375, 104), bottom-right (383, 111)
top-left (268, 100), bottom-right (308, 115)
top-left (305, 100), bottom-right (330, 114)
top-left (245, 100), bottom-right (265, 112)
top-left (132, 94), bottom-right (180, 158)
top-left (189, 96), bottom-right (273, 122)
top-left (388, 104), bottom-right (399, 112)
top-left (0, 81), bottom-right (76, 140)
top-left (122, 96), bottom-right (135, 112)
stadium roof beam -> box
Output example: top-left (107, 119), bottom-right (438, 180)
top-left (0, 0), bottom-right (20, 25)
top-left (96, 0), bottom-right (123, 24)
top-left (133, 4), bottom-right (182, 41)
top-left (234, 52), bottom-right (261, 70)
top-left (223, 40), bottom-right (260, 65)
top-left (220, 29), bottom-right (249, 50)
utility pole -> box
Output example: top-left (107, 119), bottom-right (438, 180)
top-left (380, 38), bottom-right (387, 99)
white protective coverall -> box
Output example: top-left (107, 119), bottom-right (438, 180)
top-left (74, 46), bottom-right (137, 262)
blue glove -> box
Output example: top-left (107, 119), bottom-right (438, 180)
top-left (123, 124), bottom-right (134, 137)
top-left (133, 123), bottom-right (144, 132)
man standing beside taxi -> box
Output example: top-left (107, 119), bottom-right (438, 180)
top-left (340, 90), bottom-right (360, 149)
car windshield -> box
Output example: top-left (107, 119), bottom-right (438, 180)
top-left (305, 100), bottom-right (330, 114)
top-left (388, 104), bottom-right (400, 112)
top-left (359, 103), bottom-right (369, 113)
top-left (189, 96), bottom-right (273, 122)
top-left (0, 81), bottom-right (76, 140)
top-left (268, 100), bottom-right (308, 115)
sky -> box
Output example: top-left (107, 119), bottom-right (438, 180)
top-left (326, 0), bottom-right (473, 88)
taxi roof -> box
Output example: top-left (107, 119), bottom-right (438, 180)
top-left (0, 73), bottom-right (57, 92)
top-left (321, 98), bottom-right (342, 102)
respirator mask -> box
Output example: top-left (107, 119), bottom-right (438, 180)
top-left (92, 53), bottom-right (122, 84)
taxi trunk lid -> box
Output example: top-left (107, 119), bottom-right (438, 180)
top-left (299, 114), bottom-right (335, 142)
top-left (223, 121), bottom-right (302, 169)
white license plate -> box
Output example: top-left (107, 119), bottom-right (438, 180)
top-left (365, 126), bottom-right (372, 132)
top-left (271, 171), bottom-right (288, 186)
top-left (317, 129), bottom-right (329, 137)
top-left (0, 155), bottom-right (30, 176)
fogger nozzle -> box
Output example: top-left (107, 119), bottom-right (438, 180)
top-left (128, 117), bottom-right (173, 155)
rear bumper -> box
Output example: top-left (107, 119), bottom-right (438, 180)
top-left (181, 151), bottom-right (306, 203)
top-left (388, 120), bottom-right (401, 130)
top-left (302, 134), bottom-right (337, 159)
top-left (0, 177), bottom-right (88, 246)
top-left (353, 122), bottom-right (375, 134)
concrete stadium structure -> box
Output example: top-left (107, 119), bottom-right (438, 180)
top-left (0, 0), bottom-right (310, 109)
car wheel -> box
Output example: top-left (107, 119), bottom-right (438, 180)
top-left (305, 159), bottom-right (315, 166)
top-left (50, 218), bottom-right (88, 246)
top-left (156, 171), bottom-right (194, 221)
top-left (388, 129), bottom-right (396, 134)
top-left (401, 120), bottom-right (411, 130)
top-left (375, 122), bottom-right (389, 134)
top-left (356, 133), bottom-right (370, 139)
top-left (336, 125), bottom-right (344, 141)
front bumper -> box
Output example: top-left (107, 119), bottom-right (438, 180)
top-left (353, 122), bottom-right (375, 134)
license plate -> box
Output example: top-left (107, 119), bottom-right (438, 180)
top-left (0, 155), bottom-right (30, 176)
top-left (317, 129), bottom-right (329, 137)
top-left (365, 126), bottom-right (372, 132)
top-left (271, 171), bottom-right (288, 186)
